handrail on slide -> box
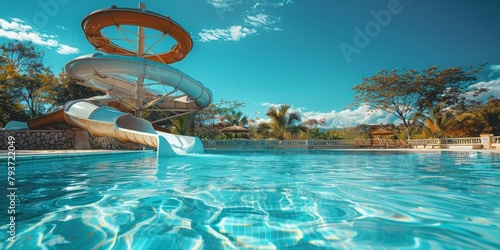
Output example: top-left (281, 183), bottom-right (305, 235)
top-left (25, 5), bottom-right (212, 157)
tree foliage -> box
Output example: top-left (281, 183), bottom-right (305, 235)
top-left (257, 104), bottom-right (307, 139)
top-left (352, 65), bottom-right (486, 139)
top-left (222, 109), bottom-right (248, 127)
top-left (352, 69), bottom-right (420, 139)
top-left (461, 98), bottom-right (500, 136)
top-left (46, 69), bottom-right (105, 107)
top-left (1, 42), bottom-right (496, 140)
top-left (418, 65), bottom-right (485, 108)
top-left (0, 42), bottom-right (107, 126)
top-left (1, 42), bottom-right (54, 118)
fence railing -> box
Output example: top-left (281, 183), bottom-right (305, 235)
top-left (312, 140), bottom-right (356, 147)
top-left (406, 139), bottom-right (441, 146)
top-left (203, 136), bottom-right (494, 150)
top-left (492, 136), bottom-right (500, 144)
top-left (203, 139), bottom-right (348, 148)
top-left (441, 137), bottom-right (482, 145)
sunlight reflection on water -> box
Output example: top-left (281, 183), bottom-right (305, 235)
top-left (1, 151), bottom-right (500, 249)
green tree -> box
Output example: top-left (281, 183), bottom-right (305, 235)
top-left (352, 69), bottom-right (421, 139)
top-left (191, 103), bottom-right (221, 139)
top-left (301, 118), bottom-right (325, 139)
top-left (169, 113), bottom-right (195, 135)
top-left (47, 69), bottom-right (105, 107)
top-left (352, 65), bottom-right (485, 139)
top-left (223, 109), bottom-right (248, 126)
top-left (191, 99), bottom-right (246, 139)
top-left (0, 42), bottom-right (53, 118)
top-left (420, 102), bottom-right (456, 138)
top-left (307, 128), bottom-right (323, 139)
top-left (462, 98), bottom-right (500, 136)
top-left (324, 130), bottom-right (341, 140)
top-left (476, 98), bottom-right (500, 135)
top-left (419, 65), bottom-right (485, 109)
top-left (418, 100), bottom-right (477, 138)
top-left (0, 56), bottom-right (28, 126)
top-left (258, 104), bottom-right (307, 139)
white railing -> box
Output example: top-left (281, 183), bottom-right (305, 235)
top-left (441, 137), bottom-right (482, 145)
top-left (203, 140), bottom-right (265, 147)
top-left (202, 139), bottom-right (359, 149)
top-left (407, 139), bottom-right (441, 146)
top-left (204, 136), bottom-right (495, 149)
top-left (406, 137), bottom-right (483, 149)
top-left (312, 140), bottom-right (356, 147)
top-left (492, 136), bottom-right (500, 144)
top-left (265, 140), bottom-right (307, 147)
top-left (203, 139), bottom-right (307, 148)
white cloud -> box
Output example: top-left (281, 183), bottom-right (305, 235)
top-left (468, 79), bottom-right (500, 101)
top-left (466, 65), bottom-right (500, 101)
top-left (199, 25), bottom-right (257, 42)
top-left (10, 18), bottom-right (25, 23)
top-left (255, 103), bottom-right (399, 128)
top-left (207, 0), bottom-right (239, 10)
top-left (201, 0), bottom-right (292, 42)
top-left (265, 27), bottom-right (282, 31)
top-left (56, 25), bottom-right (68, 30)
top-left (268, 0), bottom-right (293, 7)
top-left (490, 64), bottom-right (500, 71)
top-left (488, 64), bottom-right (500, 81)
top-left (0, 17), bottom-right (80, 55)
top-left (56, 44), bottom-right (80, 55)
top-left (0, 18), bottom-right (32, 32)
top-left (207, 0), bottom-right (293, 10)
top-left (245, 14), bottom-right (280, 27)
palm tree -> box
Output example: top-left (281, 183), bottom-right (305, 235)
top-left (421, 102), bottom-right (453, 138)
top-left (477, 99), bottom-right (500, 134)
top-left (170, 113), bottom-right (194, 135)
top-left (463, 98), bottom-right (500, 135)
top-left (307, 128), bottom-right (323, 139)
top-left (223, 109), bottom-right (248, 126)
top-left (260, 104), bottom-right (307, 139)
top-left (420, 101), bottom-right (473, 138)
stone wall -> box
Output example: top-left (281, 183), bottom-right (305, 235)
top-left (90, 136), bottom-right (143, 150)
top-left (0, 129), bottom-right (142, 150)
top-left (0, 129), bottom-right (75, 150)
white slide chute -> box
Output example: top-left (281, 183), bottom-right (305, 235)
top-left (25, 96), bottom-right (207, 157)
top-left (66, 53), bottom-right (212, 112)
top-left (6, 5), bottom-right (213, 157)
top-left (62, 54), bottom-right (212, 156)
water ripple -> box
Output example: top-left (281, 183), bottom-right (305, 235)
top-left (2, 151), bottom-right (500, 249)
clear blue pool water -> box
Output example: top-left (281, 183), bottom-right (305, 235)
top-left (1, 150), bottom-right (500, 249)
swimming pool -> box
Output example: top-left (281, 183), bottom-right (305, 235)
top-left (2, 150), bottom-right (500, 249)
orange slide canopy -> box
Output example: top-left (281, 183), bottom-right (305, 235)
top-left (82, 6), bottom-right (193, 64)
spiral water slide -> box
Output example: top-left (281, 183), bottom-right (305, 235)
top-left (27, 5), bottom-right (212, 156)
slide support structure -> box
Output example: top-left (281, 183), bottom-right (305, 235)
top-left (7, 4), bottom-right (213, 157)
top-left (136, 2), bottom-right (145, 118)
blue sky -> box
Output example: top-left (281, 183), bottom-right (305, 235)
top-left (1, 0), bottom-right (499, 128)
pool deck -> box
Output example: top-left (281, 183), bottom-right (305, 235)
top-left (0, 149), bottom-right (155, 162)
